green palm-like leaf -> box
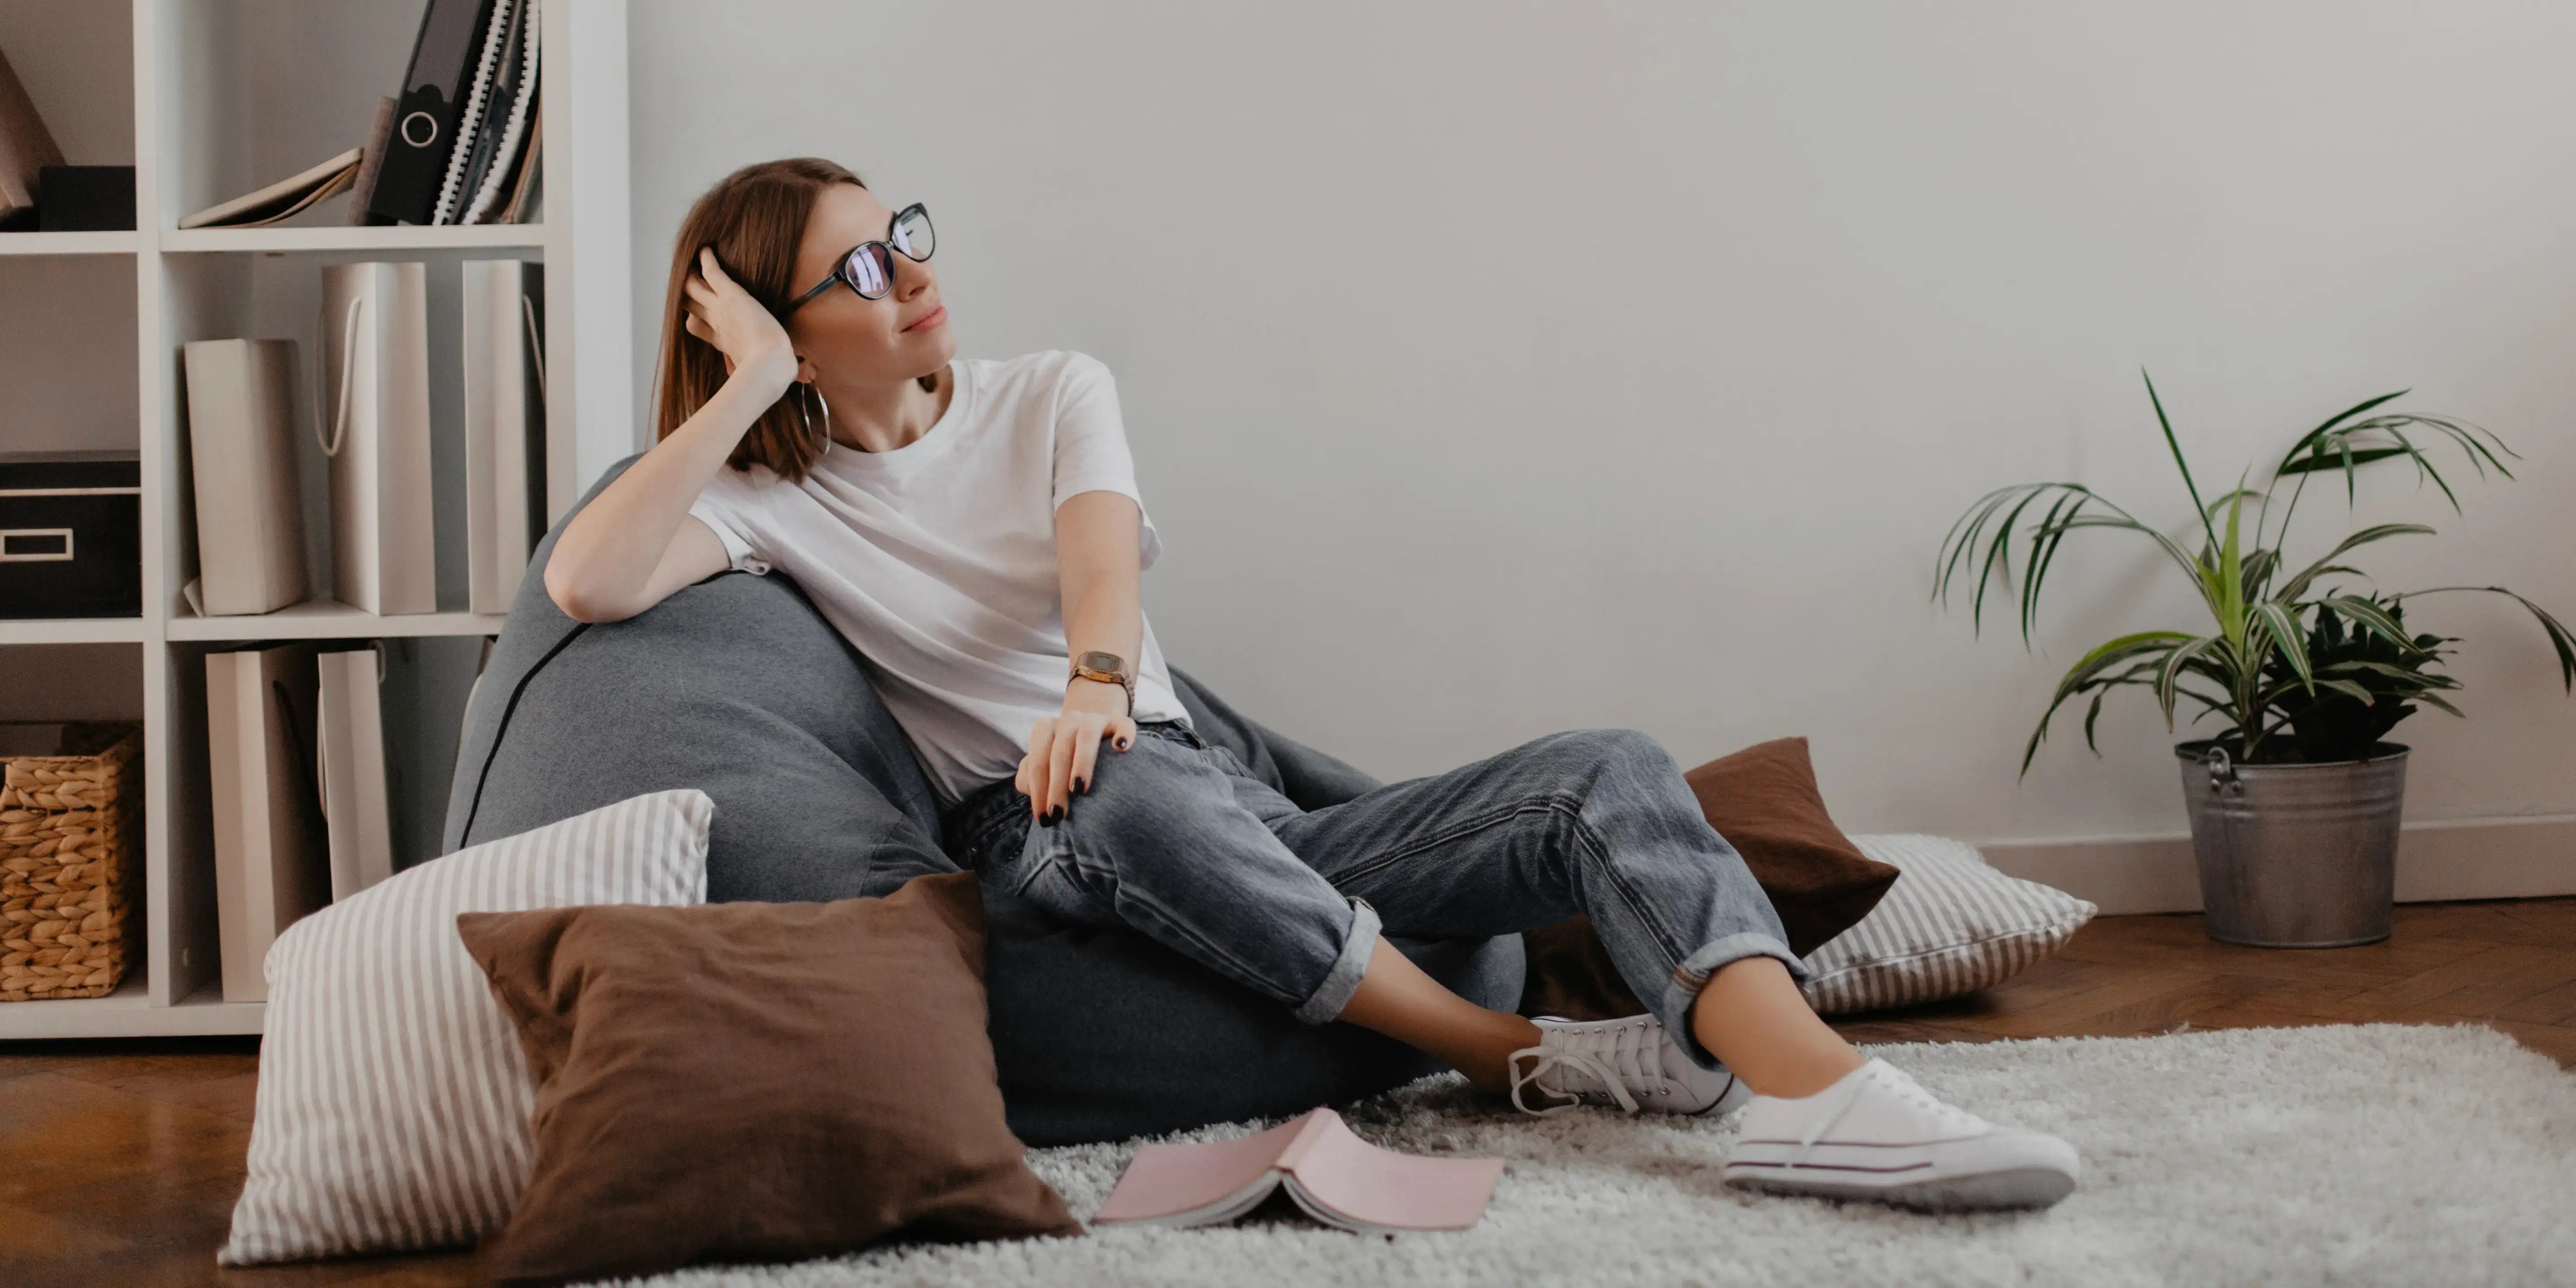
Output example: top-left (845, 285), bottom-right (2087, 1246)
top-left (2240, 547), bottom-right (2280, 600)
top-left (2274, 524), bottom-right (2434, 602)
top-left (2394, 586), bottom-right (2576, 690)
top-left (2020, 488), bottom-right (2091, 642)
top-left (2212, 476), bottom-right (2250, 646)
top-left (2273, 390), bottom-right (2411, 473)
top-left (2204, 488), bottom-right (2267, 521)
top-left (1936, 380), bottom-right (2564, 774)
top-left (2275, 413), bottom-right (2517, 510)
top-left (2318, 594), bottom-right (2428, 654)
top-left (2144, 370), bottom-right (2221, 555)
top-left (2021, 631), bottom-right (2199, 776)
top-left (2272, 564), bottom-right (2370, 603)
top-left (2057, 515), bottom-right (2208, 586)
top-left (1932, 485), bottom-right (2024, 610)
top-left (1932, 486), bottom-right (2208, 643)
top-left (2083, 661), bottom-right (2159, 750)
top-left (2256, 676), bottom-right (2377, 708)
top-left (2273, 445), bottom-right (2410, 475)
top-left (2415, 691), bottom-right (2467, 718)
top-left (2250, 602), bottom-right (2315, 694)
top-left (2152, 635), bottom-right (2223, 729)
top-left (2316, 658), bottom-right (2461, 689)
top-left (1969, 486), bottom-right (2058, 631)
top-left (1931, 483), bottom-right (2093, 639)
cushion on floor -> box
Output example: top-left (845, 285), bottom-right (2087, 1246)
top-left (220, 789), bottom-right (713, 1266)
top-left (459, 873), bottom-right (1077, 1286)
top-left (1521, 833), bottom-right (2093, 1019)
top-left (1803, 833), bottom-right (2097, 1014)
top-left (1680, 736), bottom-right (1899, 956)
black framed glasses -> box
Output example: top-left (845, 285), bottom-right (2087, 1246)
top-left (788, 202), bottom-right (934, 309)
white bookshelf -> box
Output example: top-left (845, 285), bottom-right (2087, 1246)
top-left (0, 230), bottom-right (141, 255)
top-left (161, 223), bottom-right (548, 253)
top-left (162, 602), bottom-right (513, 642)
top-left (0, 0), bottom-right (631, 1041)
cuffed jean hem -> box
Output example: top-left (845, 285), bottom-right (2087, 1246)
top-left (1657, 931), bottom-right (1811, 1072)
top-left (1289, 897), bottom-right (1381, 1025)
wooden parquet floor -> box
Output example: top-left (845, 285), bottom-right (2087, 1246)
top-left (2, 897), bottom-right (2571, 1287)
top-left (1828, 896), bottom-right (2576, 1065)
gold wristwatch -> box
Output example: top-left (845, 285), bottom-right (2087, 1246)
top-left (1070, 650), bottom-right (1135, 714)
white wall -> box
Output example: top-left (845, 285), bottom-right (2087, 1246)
top-left (625, 1), bottom-right (2576, 855)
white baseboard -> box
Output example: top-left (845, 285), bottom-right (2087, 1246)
top-left (1974, 814), bottom-right (2576, 915)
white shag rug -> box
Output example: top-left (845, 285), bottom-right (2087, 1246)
top-left (615, 1024), bottom-right (2576, 1288)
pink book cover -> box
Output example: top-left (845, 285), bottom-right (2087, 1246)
top-left (1093, 1108), bottom-right (1503, 1233)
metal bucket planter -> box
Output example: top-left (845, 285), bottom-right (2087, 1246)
top-left (2175, 740), bottom-right (2409, 948)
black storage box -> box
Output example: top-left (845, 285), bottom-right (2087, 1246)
top-left (0, 452), bottom-right (142, 619)
top-left (36, 167), bottom-right (137, 233)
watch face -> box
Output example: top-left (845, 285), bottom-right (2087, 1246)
top-left (1076, 650), bottom-right (1130, 679)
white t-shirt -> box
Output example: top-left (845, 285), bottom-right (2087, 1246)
top-left (689, 350), bottom-right (1189, 804)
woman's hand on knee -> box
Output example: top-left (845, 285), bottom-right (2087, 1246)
top-left (1017, 689), bottom-right (1136, 825)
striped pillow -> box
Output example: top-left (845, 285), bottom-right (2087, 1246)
top-left (1801, 834), bottom-right (2095, 1015)
top-left (220, 789), bottom-right (713, 1266)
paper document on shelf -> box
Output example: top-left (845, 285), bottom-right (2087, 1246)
top-left (178, 148), bottom-right (362, 229)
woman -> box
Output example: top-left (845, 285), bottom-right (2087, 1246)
top-left (548, 158), bottom-right (2080, 1212)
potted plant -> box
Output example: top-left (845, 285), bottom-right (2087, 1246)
top-left (1934, 376), bottom-right (2575, 947)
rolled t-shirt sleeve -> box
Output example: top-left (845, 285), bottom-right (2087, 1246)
top-left (1051, 353), bottom-right (1163, 567)
top-left (688, 483), bottom-right (768, 575)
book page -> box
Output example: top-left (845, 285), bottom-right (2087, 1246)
top-left (1092, 1115), bottom-right (1310, 1225)
top-left (1278, 1112), bottom-right (1503, 1232)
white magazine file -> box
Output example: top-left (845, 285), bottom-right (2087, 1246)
top-left (318, 262), bottom-right (437, 616)
top-left (462, 259), bottom-right (547, 614)
top-left (314, 645), bottom-right (396, 901)
top-left (179, 339), bottom-right (309, 616)
top-left (205, 645), bottom-right (331, 1003)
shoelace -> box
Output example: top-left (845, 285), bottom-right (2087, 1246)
top-left (1506, 1018), bottom-right (1668, 1116)
top-left (1787, 1063), bottom-right (1985, 1168)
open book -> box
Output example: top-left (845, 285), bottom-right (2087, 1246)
top-left (1093, 1108), bottom-right (1502, 1233)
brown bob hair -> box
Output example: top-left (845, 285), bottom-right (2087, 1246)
top-left (652, 157), bottom-right (934, 483)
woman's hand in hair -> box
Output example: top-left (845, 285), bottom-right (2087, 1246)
top-left (680, 247), bottom-right (798, 402)
top-left (1017, 681), bottom-right (1137, 826)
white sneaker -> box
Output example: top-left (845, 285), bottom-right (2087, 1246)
top-left (1507, 1014), bottom-right (1751, 1117)
top-left (1722, 1058), bottom-right (2080, 1211)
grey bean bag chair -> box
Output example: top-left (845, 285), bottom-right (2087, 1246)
top-left (442, 457), bottom-right (1521, 1146)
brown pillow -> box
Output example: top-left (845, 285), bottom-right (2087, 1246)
top-left (1520, 737), bottom-right (1897, 1021)
top-left (457, 872), bottom-right (1079, 1287)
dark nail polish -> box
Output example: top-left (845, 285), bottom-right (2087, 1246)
top-left (1074, 779), bottom-right (1088, 795)
top-left (1050, 806), bottom-right (1065, 823)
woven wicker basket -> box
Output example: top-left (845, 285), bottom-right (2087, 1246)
top-left (1, 724), bottom-right (141, 1001)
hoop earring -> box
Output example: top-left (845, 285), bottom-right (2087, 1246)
top-left (797, 381), bottom-right (833, 460)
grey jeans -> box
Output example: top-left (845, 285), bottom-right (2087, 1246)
top-left (942, 722), bottom-right (1808, 1069)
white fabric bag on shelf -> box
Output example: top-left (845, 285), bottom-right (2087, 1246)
top-left (179, 339), bottom-right (309, 615)
top-left (318, 262), bottom-right (436, 616)
top-left (461, 259), bottom-right (546, 614)
top-left (314, 644), bottom-right (395, 901)
top-left (204, 643), bottom-right (330, 1003)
